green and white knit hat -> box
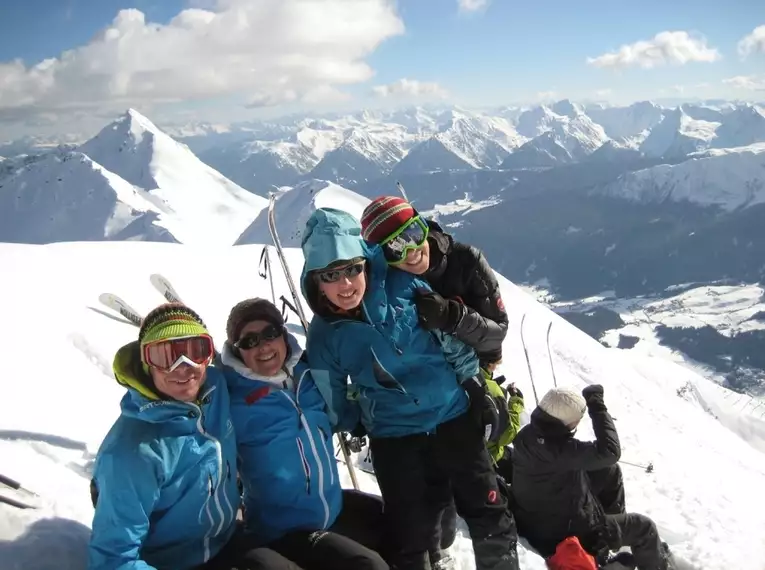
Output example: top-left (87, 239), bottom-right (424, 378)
top-left (138, 303), bottom-right (210, 362)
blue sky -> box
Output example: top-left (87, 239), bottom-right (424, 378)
top-left (0, 0), bottom-right (763, 137)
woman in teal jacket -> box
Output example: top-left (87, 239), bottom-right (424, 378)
top-left (88, 303), bottom-right (300, 570)
top-left (299, 208), bottom-right (520, 570)
top-left (220, 298), bottom-right (388, 570)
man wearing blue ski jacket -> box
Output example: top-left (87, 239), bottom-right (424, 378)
top-left (219, 297), bottom-right (388, 570)
top-left (299, 208), bottom-right (519, 570)
top-left (88, 303), bottom-right (300, 570)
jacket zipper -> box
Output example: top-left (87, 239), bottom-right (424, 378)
top-left (188, 387), bottom-right (225, 562)
top-left (295, 437), bottom-right (312, 494)
top-left (280, 369), bottom-right (331, 526)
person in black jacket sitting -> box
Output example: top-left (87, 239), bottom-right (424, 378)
top-left (511, 385), bottom-right (677, 570)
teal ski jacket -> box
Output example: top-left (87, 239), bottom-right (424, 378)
top-left (88, 342), bottom-right (239, 570)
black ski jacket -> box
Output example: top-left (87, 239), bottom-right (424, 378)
top-left (424, 220), bottom-right (508, 366)
top-left (510, 394), bottom-right (621, 558)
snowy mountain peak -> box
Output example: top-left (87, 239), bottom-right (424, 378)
top-left (234, 179), bottom-right (369, 246)
top-left (550, 99), bottom-right (584, 118)
top-left (120, 108), bottom-right (164, 143)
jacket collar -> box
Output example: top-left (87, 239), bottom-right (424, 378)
top-left (424, 219), bottom-right (452, 281)
top-left (220, 332), bottom-right (303, 387)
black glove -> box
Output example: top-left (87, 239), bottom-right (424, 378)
top-left (463, 375), bottom-right (500, 442)
top-left (506, 382), bottom-right (523, 400)
top-left (582, 384), bottom-right (604, 403)
top-left (415, 289), bottom-right (461, 332)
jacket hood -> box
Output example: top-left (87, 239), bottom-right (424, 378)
top-left (220, 332), bottom-right (304, 388)
top-left (113, 340), bottom-right (215, 423)
top-left (299, 207), bottom-right (386, 314)
top-left (530, 406), bottom-right (576, 441)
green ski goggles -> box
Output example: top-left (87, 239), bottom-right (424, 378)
top-left (380, 216), bottom-right (429, 265)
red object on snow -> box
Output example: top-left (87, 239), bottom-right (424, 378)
top-left (546, 536), bottom-right (598, 570)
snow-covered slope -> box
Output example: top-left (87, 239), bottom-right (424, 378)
top-left (640, 108), bottom-right (720, 158)
top-left (310, 128), bottom-right (408, 183)
top-left (391, 136), bottom-right (475, 175)
top-left (78, 109), bottom-right (267, 245)
top-left (501, 106), bottom-right (608, 168)
top-left (2, 237), bottom-right (765, 569)
top-left (597, 142), bottom-right (765, 211)
top-left (234, 180), bottom-right (370, 247)
top-left (711, 104), bottom-right (765, 149)
top-left (431, 110), bottom-right (525, 169)
top-left (0, 150), bottom-right (178, 244)
top-left (586, 101), bottom-right (666, 141)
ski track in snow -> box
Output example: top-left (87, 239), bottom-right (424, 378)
top-left (1, 242), bottom-right (765, 569)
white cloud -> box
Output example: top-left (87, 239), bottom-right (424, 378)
top-left (594, 88), bottom-right (613, 98)
top-left (737, 25), bottom-right (765, 58)
top-left (372, 78), bottom-right (448, 99)
top-left (587, 31), bottom-right (721, 69)
top-left (723, 75), bottom-right (765, 91)
top-left (535, 91), bottom-right (558, 102)
top-left (458, 0), bottom-right (489, 12)
top-left (0, 0), bottom-right (404, 117)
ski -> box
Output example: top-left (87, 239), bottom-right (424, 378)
top-left (519, 313), bottom-right (540, 406)
top-left (0, 493), bottom-right (37, 510)
top-left (0, 474), bottom-right (39, 510)
top-left (98, 293), bottom-right (143, 327)
top-left (150, 274), bottom-right (184, 304)
top-left (546, 321), bottom-right (557, 388)
top-left (266, 192), bottom-right (361, 491)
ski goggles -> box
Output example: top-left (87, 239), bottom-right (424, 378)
top-left (316, 261), bottom-right (366, 284)
top-left (142, 335), bottom-right (214, 372)
top-left (380, 216), bottom-right (429, 265)
top-left (234, 324), bottom-right (284, 350)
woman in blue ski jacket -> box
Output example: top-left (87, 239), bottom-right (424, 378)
top-left (219, 297), bottom-right (388, 570)
top-left (299, 208), bottom-right (520, 570)
top-left (88, 303), bottom-right (300, 570)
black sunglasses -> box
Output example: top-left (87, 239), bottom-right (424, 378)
top-left (234, 324), bottom-right (283, 350)
top-left (316, 262), bottom-right (365, 284)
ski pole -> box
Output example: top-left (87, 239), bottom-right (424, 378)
top-left (396, 181), bottom-right (410, 202)
top-left (620, 460), bottom-right (654, 473)
top-left (266, 193), bottom-right (361, 491)
top-left (258, 246), bottom-right (276, 305)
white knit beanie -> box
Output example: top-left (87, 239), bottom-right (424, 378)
top-left (538, 387), bottom-right (586, 427)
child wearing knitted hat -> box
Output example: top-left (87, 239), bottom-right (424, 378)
top-left (88, 303), bottom-right (301, 570)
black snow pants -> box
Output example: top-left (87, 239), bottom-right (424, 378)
top-left (588, 463), bottom-right (626, 516)
top-left (267, 529), bottom-right (389, 570)
top-left (370, 410), bottom-right (519, 570)
top-left (198, 525), bottom-right (304, 570)
top-left (330, 489), bottom-right (388, 554)
top-left (266, 489), bottom-right (390, 570)
top-left (603, 513), bottom-right (669, 570)
top-left (431, 444), bottom-right (516, 562)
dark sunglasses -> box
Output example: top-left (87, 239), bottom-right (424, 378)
top-left (234, 324), bottom-right (283, 350)
top-left (316, 262), bottom-right (366, 284)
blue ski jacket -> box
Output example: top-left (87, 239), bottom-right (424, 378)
top-left (220, 334), bottom-right (342, 546)
top-left (299, 207), bottom-right (480, 439)
top-left (88, 342), bottom-right (240, 570)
